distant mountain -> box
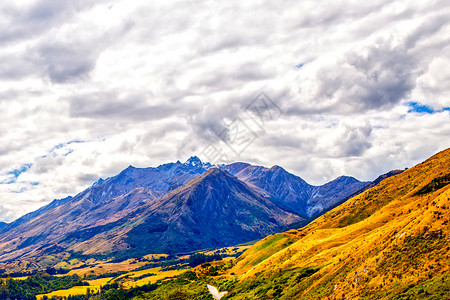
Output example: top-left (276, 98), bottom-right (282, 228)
top-left (0, 157), bottom-right (213, 237)
top-left (360, 169), bottom-right (404, 191)
top-left (223, 163), bottom-right (369, 218)
top-left (0, 222), bottom-right (6, 230)
top-left (224, 163), bottom-right (312, 217)
top-left (308, 175), bottom-right (369, 216)
top-left (71, 156), bottom-right (213, 206)
top-left (0, 156), bottom-right (369, 264)
top-left (122, 168), bottom-right (302, 255)
top-left (0, 196), bottom-right (73, 234)
top-left (0, 157), bottom-right (213, 261)
top-left (0, 168), bottom-right (301, 261)
top-left (228, 148), bottom-right (450, 299)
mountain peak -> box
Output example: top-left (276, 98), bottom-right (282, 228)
top-left (269, 165), bottom-right (285, 172)
top-left (204, 167), bottom-right (223, 176)
top-left (92, 178), bottom-right (105, 187)
top-left (124, 165), bottom-right (136, 171)
top-left (185, 156), bottom-right (203, 166)
top-left (182, 168), bottom-right (232, 189)
top-left (333, 175), bottom-right (360, 183)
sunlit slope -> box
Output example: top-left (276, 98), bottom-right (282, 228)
top-left (229, 148), bottom-right (450, 299)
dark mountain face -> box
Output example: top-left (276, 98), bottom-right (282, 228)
top-left (123, 169), bottom-right (302, 255)
top-left (308, 176), bottom-right (369, 216)
top-left (223, 163), bottom-right (370, 218)
top-left (224, 164), bottom-right (312, 217)
top-left (0, 222), bottom-right (6, 230)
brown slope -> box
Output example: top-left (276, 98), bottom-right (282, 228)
top-left (227, 148), bottom-right (450, 299)
top-left (0, 187), bottom-right (157, 262)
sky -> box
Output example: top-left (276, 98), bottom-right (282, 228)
top-left (0, 0), bottom-right (449, 223)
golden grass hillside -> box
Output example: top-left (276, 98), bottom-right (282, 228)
top-left (227, 148), bottom-right (450, 299)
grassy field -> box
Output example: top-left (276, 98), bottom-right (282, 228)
top-left (121, 267), bottom-right (186, 288)
top-left (35, 266), bottom-right (186, 298)
top-left (33, 243), bottom-right (249, 299)
top-left (36, 286), bottom-right (101, 300)
top-left (66, 258), bottom-right (147, 277)
top-left (34, 254), bottom-right (198, 298)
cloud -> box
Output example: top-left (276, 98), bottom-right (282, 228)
top-left (286, 37), bottom-right (420, 116)
top-left (38, 44), bottom-right (98, 83)
top-left (0, 0), bottom-right (449, 222)
top-left (67, 90), bottom-right (180, 120)
top-left (337, 123), bottom-right (373, 157)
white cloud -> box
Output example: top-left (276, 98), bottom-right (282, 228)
top-left (0, 0), bottom-right (449, 222)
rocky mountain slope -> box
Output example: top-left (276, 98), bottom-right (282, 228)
top-left (224, 163), bottom-right (368, 217)
top-left (122, 168), bottom-right (301, 255)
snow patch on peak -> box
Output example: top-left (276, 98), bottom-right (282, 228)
top-left (185, 156), bottom-right (202, 166)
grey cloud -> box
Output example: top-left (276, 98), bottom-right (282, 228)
top-left (260, 134), bottom-right (305, 150)
top-left (0, 1), bottom-right (128, 82)
top-left (77, 173), bottom-right (99, 184)
top-left (234, 63), bottom-right (273, 82)
top-left (287, 41), bottom-right (419, 116)
top-left (286, 5), bottom-right (450, 117)
top-left (187, 110), bottom-right (230, 142)
top-left (0, 205), bottom-right (16, 223)
top-left (343, 44), bottom-right (417, 110)
top-left (293, 0), bottom-right (389, 29)
top-left (405, 14), bottom-right (450, 49)
top-left (188, 62), bottom-right (272, 93)
top-left (26, 0), bottom-right (71, 21)
top-left (35, 20), bottom-right (131, 83)
top-left (338, 123), bottom-right (372, 157)
top-left (38, 44), bottom-right (98, 83)
top-left (67, 91), bottom-right (180, 121)
top-left (198, 33), bottom-right (250, 55)
top-left (0, 50), bottom-right (39, 80)
top-left (0, 0), bottom-right (98, 45)
top-left (32, 156), bottom-right (65, 174)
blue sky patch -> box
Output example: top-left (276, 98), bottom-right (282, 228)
top-left (407, 102), bottom-right (434, 114)
top-left (1, 163), bottom-right (33, 184)
top-left (7, 163), bottom-right (32, 178)
top-left (407, 102), bottom-right (450, 114)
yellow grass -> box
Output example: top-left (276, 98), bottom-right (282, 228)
top-left (12, 276), bottom-right (28, 280)
top-left (120, 267), bottom-right (186, 288)
top-left (67, 258), bottom-right (146, 277)
top-left (86, 277), bottom-right (113, 286)
top-left (143, 254), bottom-right (169, 260)
top-left (36, 286), bottom-right (101, 300)
top-left (203, 245), bottom-right (252, 256)
top-left (36, 266), bottom-right (186, 298)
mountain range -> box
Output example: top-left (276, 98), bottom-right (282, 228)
top-left (0, 156), bottom-right (375, 264)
